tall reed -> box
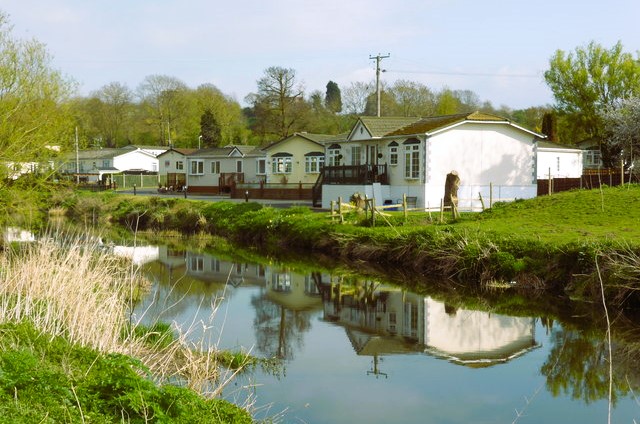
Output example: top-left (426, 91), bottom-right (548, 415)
top-left (0, 237), bottom-right (134, 352)
top-left (0, 234), bottom-right (253, 401)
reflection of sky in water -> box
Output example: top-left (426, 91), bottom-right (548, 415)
top-left (133, 246), bottom-right (639, 424)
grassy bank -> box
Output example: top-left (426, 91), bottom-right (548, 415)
top-left (32, 184), bottom-right (640, 309)
top-left (0, 235), bottom-right (252, 423)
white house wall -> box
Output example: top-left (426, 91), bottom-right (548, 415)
top-left (114, 151), bottom-right (159, 173)
top-left (424, 124), bottom-right (536, 207)
top-left (537, 148), bottom-right (583, 179)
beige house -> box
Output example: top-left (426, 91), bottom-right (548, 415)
top-left (263, 133), bottom-right (341, 185)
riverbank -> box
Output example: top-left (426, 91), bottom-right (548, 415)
top-left (0, 234), bottom-right (252, 422)
top-left (45, 184), bottom-right (640, 310)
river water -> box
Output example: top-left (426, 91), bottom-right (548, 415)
top-left (122, 243), bottom-right (639, 424)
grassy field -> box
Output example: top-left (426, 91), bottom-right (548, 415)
top-left (457, 185), bottom-right (640, 244)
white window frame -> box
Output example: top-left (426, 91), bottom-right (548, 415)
top-left (210, 160), bottom-right (220, 174)
top-left (190, 159), bottom-right (204, 175)
top-left (328, 149), bottom-right (341, 166)
top-left (305, 155), bottom-right (325, 173)
top-left (272, 157), bottom-right (292, 174)
top-left (389, 146), bottom-right (398, 166)
top-left (256, 158), bottom-right (266, 175)
top-left (351, 145), bottom-right (362, 165)
top-left (404, 144), bottom-right (420, 179)
top-left (176, 160), bottom-right (184, 170)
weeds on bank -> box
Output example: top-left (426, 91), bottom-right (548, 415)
top-left (0, 234), bottom-right (253, 423)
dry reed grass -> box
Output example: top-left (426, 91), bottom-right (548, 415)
top-left (0, 234), bottom-right (252, 404)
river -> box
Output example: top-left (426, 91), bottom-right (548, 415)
top-left (125, 242), bottom-right (639, 424)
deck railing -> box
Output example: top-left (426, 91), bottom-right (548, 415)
top-left (321, 164), bottom-right (388, 185)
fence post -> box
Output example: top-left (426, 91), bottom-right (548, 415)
top-left (338, 196), bottom-right (344, 224)
top-left (439, 198), bottom-right (444, 223)
top-left (403, 193), bottom-right (408, 222)
top-left (548, 168), bottom-right (552, 195)
top-left (479, 192), bottom-right (485, 211)
top-left (621, 160), bottom-right (625, 186)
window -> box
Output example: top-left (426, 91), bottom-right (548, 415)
top-left (176, 161), bottom-right (183, 170)
top-left (210, 160), bottom-right (220, 174)
top-left (583, 150), bottom-right (602, 167)
top-left (210, 258), bottom-right (220, 272)
top-left (190, 159), bottom-right (204, 175)
top-left (328, 144), bottom-right (342, 166)
top-left (305, 153), bottom-right (325, 173)
top-left (351, 146), bottom-right (362, 165)
top-left (404, 144), bottom-right (420, 179)
top-left (190, 256), bottom-right (204, 272)
top-left (388, 142), bottom-right (398, 166)
top-left (164, 160), bottom-right (170, 168)
top-left (236, 160), bottom-right (243, 173)
top-left (103, 160), bottom-right (110, 168)
top-left (256, 158), bottom-right (266, 174)
top-left (152, 163), bottom-right (157, 172)
top-left (272, 155), bottom-right (292, 174)
top-left (556, 157), bottom-right (561, 172)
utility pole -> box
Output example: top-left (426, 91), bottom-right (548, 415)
top-left (369, 53), bottom-right (390, 117)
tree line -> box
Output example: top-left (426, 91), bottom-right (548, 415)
top-left (2, 10), bottom-right (640, 182)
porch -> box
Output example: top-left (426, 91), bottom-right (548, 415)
top-left (312, 164), bottom-right (388, 207)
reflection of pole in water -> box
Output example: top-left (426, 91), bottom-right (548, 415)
top-left (367, 354), bottom-right (388, 379)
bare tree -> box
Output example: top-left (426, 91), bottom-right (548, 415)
top-left (342, 81), bottom-right (374, 115)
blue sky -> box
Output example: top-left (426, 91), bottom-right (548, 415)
top-left (1, 0), bottom-right (639, 110)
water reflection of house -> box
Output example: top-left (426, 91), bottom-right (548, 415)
top-left (423, 298), bottom-right (538, 365)
top-left (3, 227), bottom-right (36, 243)
top-left (111, 245), bottom-right (160, 265)
top-left (184, 251), bottom-right (267, 287)
top-left (320, 281), bottom-right (538, 366)
top-left (264, 268), bottom-right (323, 311)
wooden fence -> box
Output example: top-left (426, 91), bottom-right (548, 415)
top-left (537, 169), bottom-right (639, 195)
top-left (329, 193), bottom-right (493, 226)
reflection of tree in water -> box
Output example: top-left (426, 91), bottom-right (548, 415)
top-left (251, 289), bottom-right (312, 360)
top-left (541, 327), bottom-right (640, 404)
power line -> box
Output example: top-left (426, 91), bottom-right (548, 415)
top-left (386, 69), bottom-right (542, 79)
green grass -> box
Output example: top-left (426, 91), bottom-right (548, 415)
top-left (457, 186), bottom-right (640, 244)
top-left (0, 321), bottom-right (252, 423)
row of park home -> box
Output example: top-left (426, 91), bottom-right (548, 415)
top-left (54, 112), bottom-right (590, 209)
top-left (158, 112), bottom-right (587, 209)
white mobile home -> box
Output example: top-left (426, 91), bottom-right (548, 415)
top-left (318, 112), bottom-right (545, 209)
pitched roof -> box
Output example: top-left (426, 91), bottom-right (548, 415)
top-left (537, 141), bottom-right (582, 150)
top-left (157, 147), bottom-right (198, 157)
top-left (262, 132), bottom-right (339, 151)
top-left (358, 116), bottom-right (422, 138)
top-left (386, 112), bottom-right (512, 136)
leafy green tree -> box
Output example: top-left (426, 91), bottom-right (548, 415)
top-left (544, 41), bottom-right (640, 165)
top-left (324, 81), bottom-right (342, 113)
top-left (435, 89), bottom-right (461, 115)
top-left (200, 109), bottom-right (221, 147)
top-left (193, 84), bottom-right (250, 146)
top-left (136, 75), bottom-right (189, 145)
top-left (0, 11), bottom-right (75, 202)
top-left (388, 80), bottom-right (436, 117)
